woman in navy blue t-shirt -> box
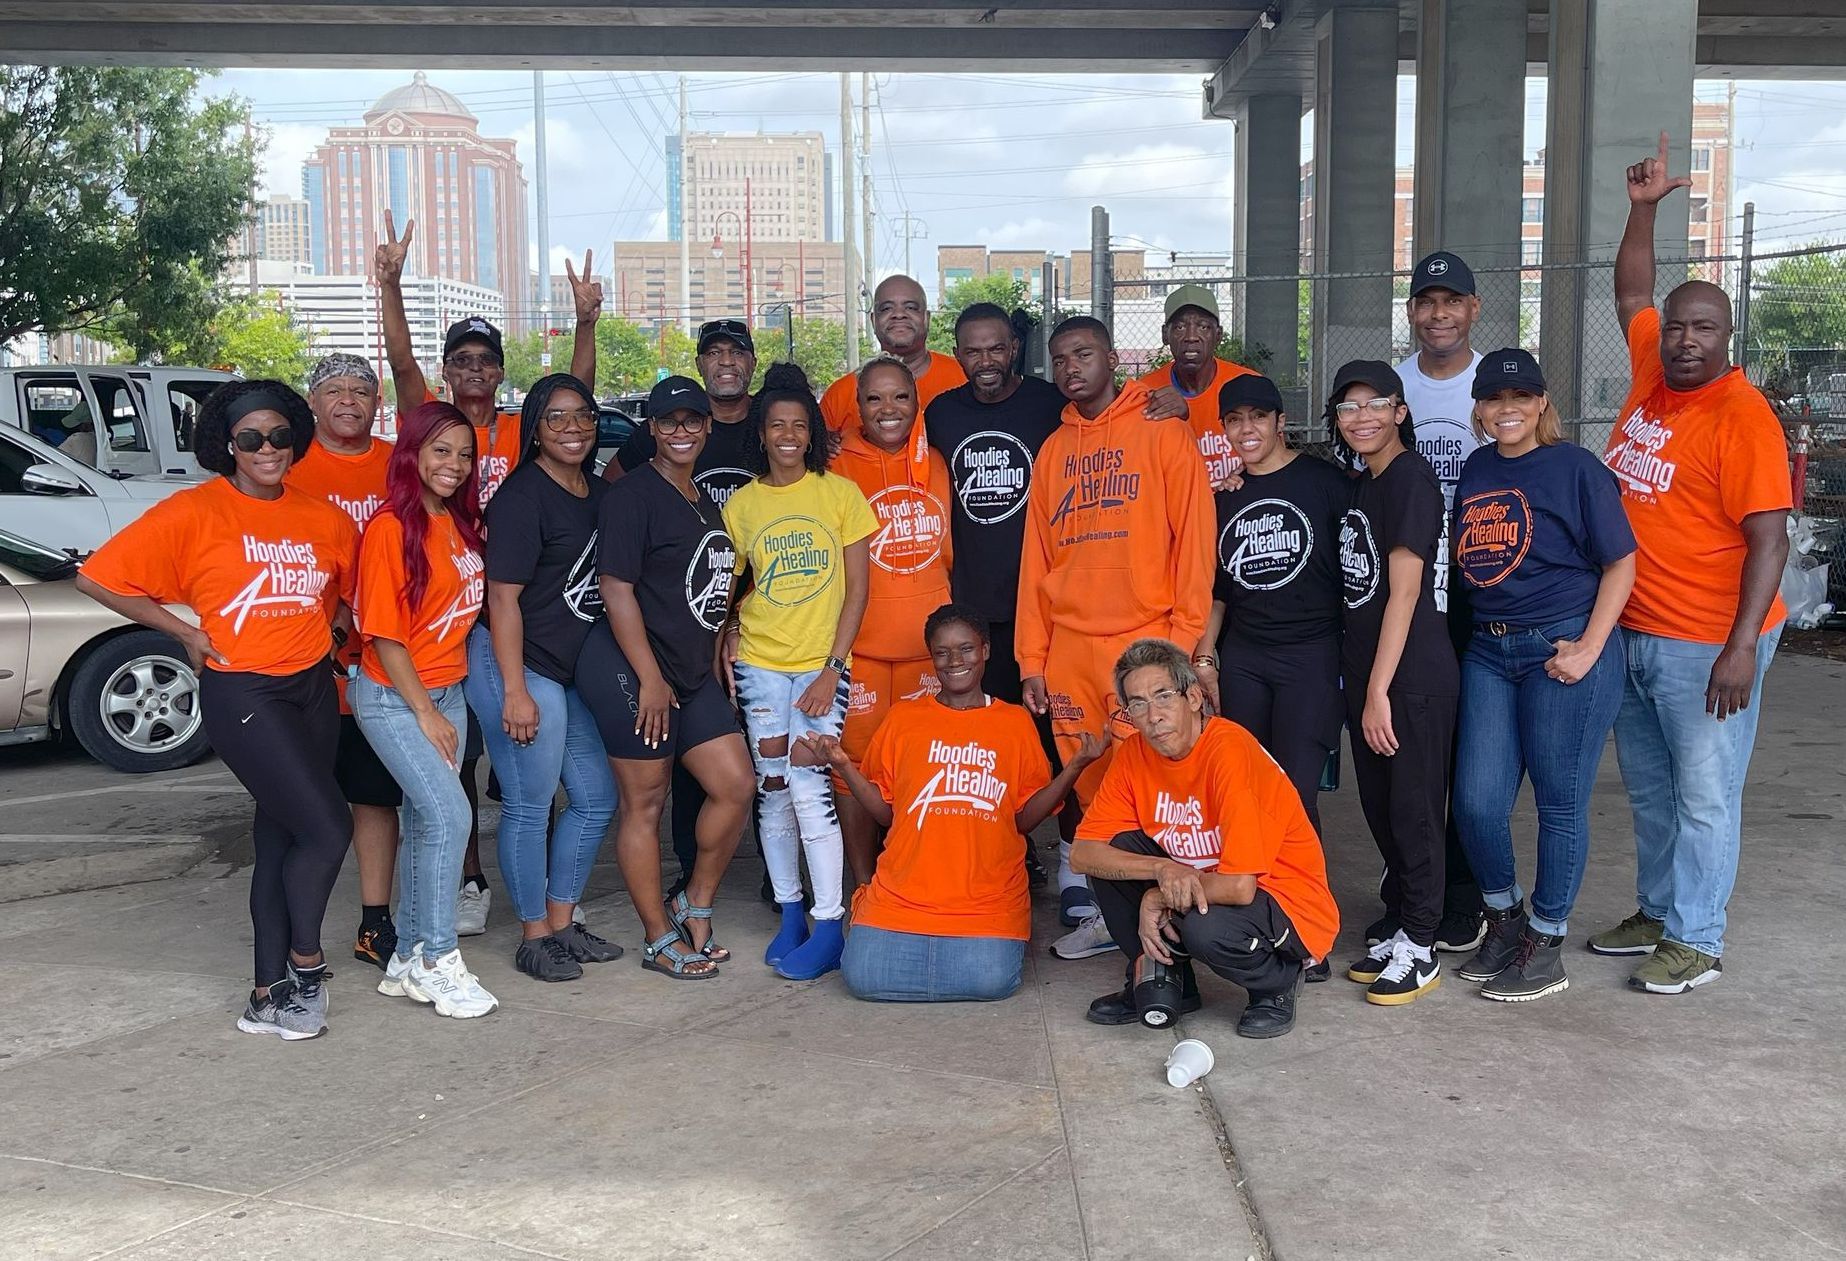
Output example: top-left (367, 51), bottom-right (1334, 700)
top-left (1451, 350), bottom-right (1636, 1003)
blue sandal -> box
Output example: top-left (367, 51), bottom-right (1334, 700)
top-left (642, 928), bottom-right (718, 980)
top-left (665, 890), bottom-right (732, 963)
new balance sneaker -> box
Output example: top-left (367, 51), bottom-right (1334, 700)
top-left (1587, 910), bottom-right (1664, 956)
top-left (455, 882), bottom-right (491, 937)
top-left (1458, 902), bottom-right (1528, 983)
top-left (1628, 941), bottom-right (1722, 994)
top-left (1346, 932), bottom-right (1400, 984)
top-left (1059, 886), bottom-right (1096, 928)
top-left (1435, 907), bottom-right (1487, 953)
top-left (402, 949), bottom-right (499, 1018)
top-left (1365, 937), bottom-right (1441, 1006)
top-left (287, 961), bottom-right (330, 1025)
top-left (377, 948), bottom-right (422, 1000)
top-left (1363, 912), bottom-right (1400, 947)
top-left (515, 934), bottom-right (582, 983)
top-left (353, 918), bottom-right (398, 971)
top-left (1237, 968), bottom-right (1303, 1039)
top-left (560, 921), bottom-right (624, 963)
top-left (236, 980), bottom-right (324, 1041)
top-left (1480, 930), bottom-right (1569, 1002)
top-left (1050, 911), bottom-right (1119, 960)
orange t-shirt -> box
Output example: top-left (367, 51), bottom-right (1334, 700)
top-left (1076, 716), bottom-right (1339, 960)
top-left (356, 508), bottom-right (483, 688)
top-left (1134, 357), bottom-right (1256, 485)
top-left (1602, 307), bottom-right (1790, 643)
top-left (80, 478), bottom-right (356, 677)
top-left (819, 350), bottom-right (967, 436)
top-left (833, 426), bottom-right (954, 662)
top-left (851, 697), bottom-right (1052, 940)
top-left (288, 438), bottom-right (394, 711)
top-left (418, 388), bottom-right (519, 509)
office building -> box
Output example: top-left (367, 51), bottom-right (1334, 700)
top-left (608, 238), bottom-right (848, 329)
top-left (254, 194), bottom-right (314, 268)
top-left (667, 131), bottom-right (830, 247)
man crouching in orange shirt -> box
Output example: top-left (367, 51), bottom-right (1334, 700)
top-left (1072, 639), bottom-right (1339, 1039)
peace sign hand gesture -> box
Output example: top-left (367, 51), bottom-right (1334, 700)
top-left (1626, 131), bottom-right (1692, 207)
top-left (375, 211), bottom-right (415, 286)
top-left (565, 249), bottom-right (603, 324)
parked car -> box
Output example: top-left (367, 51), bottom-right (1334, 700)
top-left (595, 403), bottom-right (640, 474)
top-left (1, 364), bottom-right (237, 480)
top-left (0, 424), bottom-right (206, 558)
top-left (0, 528), bottom-right (209, 773)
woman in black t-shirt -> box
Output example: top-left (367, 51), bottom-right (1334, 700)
top-left (576, 375), bottom-right (755, 980)
top-left (1192, 373), bottom-right (1350, 835)
top-left (1330, 360), bottom-right (1458, 1009)
top-left (465, 373), bottom-right (623, 983)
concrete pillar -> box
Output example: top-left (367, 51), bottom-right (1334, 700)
top-left (1310, 0), bottom-right (1399, 401)
top-left (1540, 0), bottom-right (1695, 440)
top-left (1412, 0), bottom-right (1526, 352)
top-left (1231, 92), bottom-right (1303, 386)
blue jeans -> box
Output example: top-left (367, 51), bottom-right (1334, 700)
top-left (841, 925), bottom-right (1025, 1003)
top-left (1614, 624), bottom-right (1781, 957)
top-left (463, 627), bottom-right (617, 924)
top-left (351, 675), bottom-right (473, 961)
top-left (1454, 615), bottom-right (1624, 937)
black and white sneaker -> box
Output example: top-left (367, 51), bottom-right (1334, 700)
top-left (1480, 931), bottom-right (1569, 1003)
top-left (1363, 913), bottom-right (1401, 947)
top-left (516, 935), bottom-right (583, 983)
top-left (1347, 932), bottom-right (1399, 984)
top-left (1435, 907), bottom-right (1487, 953)
top-left (1365, 937), bottom-right (1441, 1006)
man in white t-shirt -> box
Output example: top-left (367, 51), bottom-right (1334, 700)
top-left (1391, 249), bottom-right (1488, 956)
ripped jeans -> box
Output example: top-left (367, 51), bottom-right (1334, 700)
top-left (733, 662), bottom-right (850, 921)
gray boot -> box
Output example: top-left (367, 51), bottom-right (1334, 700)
top-left (1458, 902), bottom-right (1528, 982)
top-left (1480, 930), bottom-right (1569, 1002)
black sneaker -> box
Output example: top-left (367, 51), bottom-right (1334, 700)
top-left (560, 921), bottom-right (624, 964)
top-left (1435, 906), bottom-right (1487, 953)
top-left (353, 918), bottom-right (398, 971)
top-left (1458, 902), bottom-right (1528, 982)
top-left (1365, 939), bottom-right (1441, 1006)
top-left (1237, 969), bottom-right (1303, 1039)
top-left (1303, 958), bottom-right (1331, 983)
top-left (1480, 930), bottom-right (1569, 1002)
top-left (1086, 980), bottom-right (1202, 1027)
top-left (515, 935), bottom-right (583, 982)
top-left (1347, 934), bottom-right (1399, 984)
top-left (1364, 913), bottom-right (1400, 947)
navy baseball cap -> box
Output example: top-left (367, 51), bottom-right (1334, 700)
top-left (1472, 348), bottom-right (1547, 399)
top-left (647, 375), bottom-right (712, 418)
top-left (1409, 250), bottom-right (1476, 297)
top-left (442, 316), bottom-right (504, 362)
top-left (1218, 373), bottom-right (1285, 416)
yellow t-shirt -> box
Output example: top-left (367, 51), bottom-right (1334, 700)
top-left (722, 470), bottom-right (879, 673)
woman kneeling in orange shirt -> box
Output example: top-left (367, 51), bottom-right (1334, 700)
top-left (807, 605), bottom-right (1102, 1002)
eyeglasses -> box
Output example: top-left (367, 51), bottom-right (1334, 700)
top-left (542, 408), bottom-right (596, 431)
top-left (1111, 687), bottom-right (1187, 722)
top-left (1334, 397), bottom-right (1398, 418)
top-left (653, 414), bottom-right (707, 436)
top-left (230, 425), bottom-right (294, 453)
top-left (445, 352), bottom-right (502, 370)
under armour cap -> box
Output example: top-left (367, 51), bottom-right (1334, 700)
top-left (442, 316), bottom-right (504, 362)
top-left (1218, 373), bottom-right (1285, 417)
top-left (1409, 250), bottom-right (1476, 297)
top-left (646, 375), bottom-right (712, 418)
top-left (1471, 348), bottom-right (1547, 399)
top-left (1163, 283), bottom-right (1221, 323)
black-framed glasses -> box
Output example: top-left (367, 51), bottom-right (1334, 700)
top-left (653, 413), bottom-right (707, 436)
top-left (230, 426), bottom-right (294, 453)
top-left (445, 352), bottom-right (503, 370)
top-left (1333, 397), bottom-right (1398, 418)
top-left (542, 408), bottom-right (596, 432)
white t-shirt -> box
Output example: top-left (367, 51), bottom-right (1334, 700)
top-left (1395, 349), bottom-right (1486, 615)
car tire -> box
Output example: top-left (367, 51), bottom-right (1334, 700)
top-left (66, 629), bottom-right (211, 774)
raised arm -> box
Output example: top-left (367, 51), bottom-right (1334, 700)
top-left (1616, 131), bottom-right (1692, 332)
top-left (564, 250), bottom-right (602, 389)
top-left (374, 211), bottom-right (429, 406)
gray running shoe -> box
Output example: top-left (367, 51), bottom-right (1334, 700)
top-left (287, 961), bottom-right (330, 1025)
top-left (236, 979), bottom-right (325, 1041)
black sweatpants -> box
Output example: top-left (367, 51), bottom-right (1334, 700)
top-left (201, 665), bottom-right (351, 987)
top-left (1346, 687), bottom-right (1455, 948)
top-left (1217, 632), bottom-right (1343, 835)
top-left (1088, 830), bottom-right (1308, 1000)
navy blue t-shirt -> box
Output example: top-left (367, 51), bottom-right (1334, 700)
top-left (1453, 442), bottom-right (1636, 626)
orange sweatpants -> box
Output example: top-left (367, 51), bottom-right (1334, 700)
top-left (1043, 622), bottom-right (1170, 805)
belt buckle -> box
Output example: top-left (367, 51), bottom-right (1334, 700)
top-left (1487, 621), bottom-right (1512, 636)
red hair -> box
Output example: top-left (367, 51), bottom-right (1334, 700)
top-left (384, 401), bottom-right (483, 615)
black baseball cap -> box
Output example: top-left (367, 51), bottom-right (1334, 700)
top-left (442, 316), bottom-right (504, 362)
top-left (1472, 348), bottom-right (1546, 399)
top-left (1218, 373), bottom-right (1285, 417)
top-left (646, 375), bottom-right (711, 418)
top-left (697, 318), bottom-right (755, 355)
top-left (1328, 360), bottom-right (1405, 405)
top-left (1409, 250), bottom-right (1476, 297)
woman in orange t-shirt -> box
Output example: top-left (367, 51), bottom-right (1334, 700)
top-left (807, 604), bottom-right (1102, 1002)
top-left (77, 380), bottom-right (357, 1043)
top-left (349, 402), bottom-right (497, 1020)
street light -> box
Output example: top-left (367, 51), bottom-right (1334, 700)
top-left (707, 177), bottom-right (754, 320)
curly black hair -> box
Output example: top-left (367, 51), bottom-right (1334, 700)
top-left (924, 602), bottom-right (990, 647)
top-left (747, 362), bottom-right (829, 476)
top-left (194, 379), bottom-right (315, 478)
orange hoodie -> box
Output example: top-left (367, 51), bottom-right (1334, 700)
top-left (834, 422), bottom-right (954, 661)
top-left (1015, 378), bottom-right (1214, 679)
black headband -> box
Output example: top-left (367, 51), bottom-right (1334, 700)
top-left (223, 387), bottom-right (301, 429)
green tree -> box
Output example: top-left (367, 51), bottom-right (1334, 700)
top-left (211, 293), bottom-right (312, 383)
top-left (928, 273), bottom-right (1035, 352)
top-left (0, 67), bottom-right (259, 350)
top-left (658, 326), bottom-right (698, 379)
top-left (596, 318), bottom-right (660, 395)
top-left (1747, 249), bottom-right (1846, 390)
top-left (501, 328), bottom-right (548, 394)
top-left (749, 315), bottom-right (848, 389)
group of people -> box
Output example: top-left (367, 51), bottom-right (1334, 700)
top-left (76, 135), bottom-right (1789, 1042)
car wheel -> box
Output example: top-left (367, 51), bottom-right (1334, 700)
top-left (66, 629), bottom-right (211, 773)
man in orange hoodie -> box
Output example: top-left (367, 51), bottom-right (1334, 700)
top-left (1019, 316), bottom-right (1215, 953)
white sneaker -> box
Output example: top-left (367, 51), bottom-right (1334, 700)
top-left (403, 948), bottom-right (499, 1018)
top-left (377, 947), bottom-right (427, 1001)
top-left (455, 883), bottom-right (491, 936)
top-left (1050, 911), bottom-right (1119, 960)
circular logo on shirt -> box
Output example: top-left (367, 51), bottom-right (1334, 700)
top-left (949, 431), bottom-right (1034, 525)
top-left (564, 533), bottom-right (604, 623)
top-left (1454, 488), bottom-right (1533, 589)
top-left (695, 467), bottom-right (753, 510)
top-left (866, 485), bottom-right (949, 575)
top-left (752, 514), bottom-right (839, 608)
top-left (683, 529), bottom-right (736, 631)
top-left (1339, 508), bottom-right (1380, 610)
top-left (1416, 416), bottom-right (1480, 495)
top-left (1219, 498), bottom-right (1314, 591)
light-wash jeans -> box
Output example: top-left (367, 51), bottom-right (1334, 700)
top-left (463, 627), bottom-right (617, 923)
top-left (841, 925), bottom-right (1025, 1003)
top-left (734, 661), bottom-right (848, 920)
top-left (1614, 624), bottom-right (1781, 957)
top-left (351, 674), bottom-right (473, 961)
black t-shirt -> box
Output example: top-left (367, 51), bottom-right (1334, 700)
top-left (616, 414), bottom-right (759, 511)
top-left (482, 462), bottom-right (608, 684)
top-left (1339, 450), bottom-right (1458, 695)
top-left (597, 463), bottom-right (736, 693)
top-left (923, 376), bottom-right (1065, 622)
top-left (1212, 452), bottom-right (1352, 647)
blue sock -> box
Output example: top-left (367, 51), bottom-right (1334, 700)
top-left (764, 900), bottom-right (809, 967)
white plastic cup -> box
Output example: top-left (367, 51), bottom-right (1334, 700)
top-left (1165, 1038), bottom-right (1215, 1088)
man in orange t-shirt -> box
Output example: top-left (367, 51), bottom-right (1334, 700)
top-left (1133, 284), bottom-right (1255, 487)
top-left (1589, 134), bottom-right (1791, 994)
top-left (818, 274), bottom-right (966, 437)
top-left (1073, 639), bottom-right (1336, 1039)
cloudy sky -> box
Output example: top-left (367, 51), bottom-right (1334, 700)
top-left (211, 69), bottom-right (1846, 298)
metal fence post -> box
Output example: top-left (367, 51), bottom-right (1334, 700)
top-left (1735, 201), bottom-right (1755, 374)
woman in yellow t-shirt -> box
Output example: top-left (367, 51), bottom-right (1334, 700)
top-left (720, 364), bottom-right (876, 982)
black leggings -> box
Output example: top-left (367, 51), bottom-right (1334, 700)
top-left (1217, 633), bottom-right (1343, 835)
top-left (201, 665), bottom-right (351, 987)
top-left (1346, 687), bottom-right (1455, 948)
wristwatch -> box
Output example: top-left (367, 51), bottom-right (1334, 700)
top-left (826, 655), bottom-right (848, 676)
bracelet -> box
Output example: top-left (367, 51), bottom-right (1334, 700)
top-left (1192, 654), bottom-right (1219, 670)
top-left (826, 655), bottom-right (848, 675)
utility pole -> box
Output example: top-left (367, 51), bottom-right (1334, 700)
top-left (1090, 205), bottom-right (1112, 332)
top-left (840, 73), bottom-right (860, 367)
top-left (861, 72), bottom-right (875, 291)
top-left (895, 214), bottom-right (928, 281)
top-left (533, 70), bottom-right (551, 357)
top-left (1735, 200), bottom-right (1755, 372)
top-left (678, 75), bottom-right (692, 335)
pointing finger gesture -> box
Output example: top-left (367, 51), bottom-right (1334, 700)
top-left (1626, 131), bottom-right (1692, 207)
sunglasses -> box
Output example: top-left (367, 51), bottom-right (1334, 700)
top-left (230, 426), bottom-right (294, 454)
top-left (445, 352), bottom-right (503, 371)
top-left (699, 318), bottom-right (748, 341)
top-left (542, 408), bottom-right (596, 432)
